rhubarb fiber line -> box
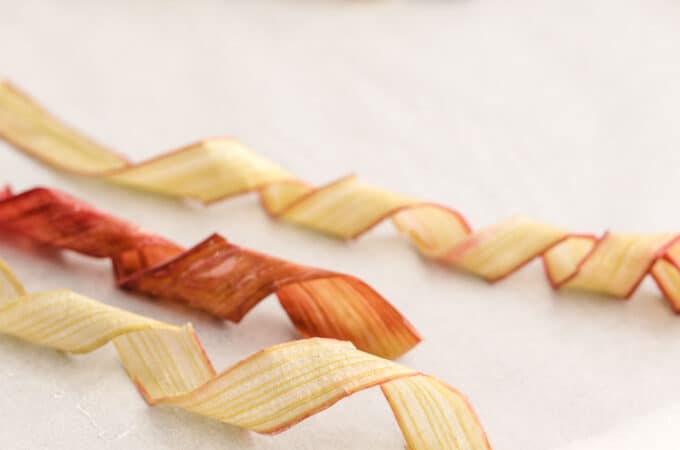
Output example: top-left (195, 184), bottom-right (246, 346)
top-left (0, 186), bottom-right (420, 359)
top-left (0, 260), bottom-right (491, 449)
top-left (2, 81), bottom-right (680, 311)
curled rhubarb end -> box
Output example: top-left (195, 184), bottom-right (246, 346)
top-left (0, 261), bottom-right (491, 449)
top-left (651, 251), bottom-right (680, 313)
top-left (0, 187), bottom-right (420, 359)
top-left (442, 217), bottom-right (680, 307)
top-left (2, 81), bottom-right (680, 311)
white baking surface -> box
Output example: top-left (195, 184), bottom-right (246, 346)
top-left (2, 1), bottom-right (680, 449)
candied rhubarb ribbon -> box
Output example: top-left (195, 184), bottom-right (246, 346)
top-left (0, 260), bottom-right (491, 449)
top-left (2, 81), bottom-right (680, 311)
top-left (0, 187), bottom-right (420, 359)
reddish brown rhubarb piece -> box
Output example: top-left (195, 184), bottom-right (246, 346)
top-left (0, 187), bottom-right (420, 359)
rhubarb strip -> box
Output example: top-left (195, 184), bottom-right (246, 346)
top-left (3, 81), bottom-right (680, 311)
top-left (0, 260), bottom-right (491, 449)
top-left (0, 187), bottom-right (420, 359)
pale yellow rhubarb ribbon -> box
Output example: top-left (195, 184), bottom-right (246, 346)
top-left (2, 81), bottom-right (679, 311)
top-left (0, 259), bottom-right (491, 449)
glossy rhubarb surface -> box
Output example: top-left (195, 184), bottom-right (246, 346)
top-left (0, 187), bottom-right (420, 359)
